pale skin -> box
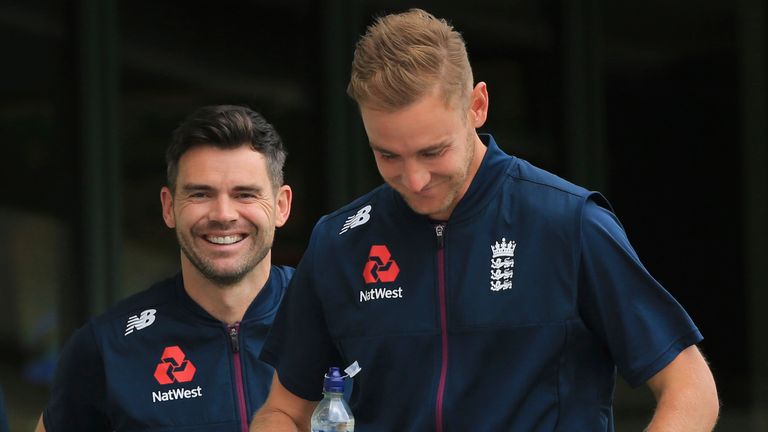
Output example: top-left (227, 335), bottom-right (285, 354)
top-left (645, 345), bottom-right (720, 431)
top-left (36, 144), bottom-right (292, 431)
top-left (249, 85), bottom-right (719, 431)
top-left (159, 145), bottom-right (292, 325)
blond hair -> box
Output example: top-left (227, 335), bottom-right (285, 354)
top-left (347, 8), bottom-right (473, 111)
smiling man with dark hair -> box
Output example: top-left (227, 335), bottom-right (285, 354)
top-left (38, 105), bottom-right (293, 431)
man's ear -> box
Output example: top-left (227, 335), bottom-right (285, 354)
top-left (160, 186), bottom-right (176, 228)
top-left (274, 185), bottom-right (292, 228)
top-left (468, 81), bottom-right (489, 128)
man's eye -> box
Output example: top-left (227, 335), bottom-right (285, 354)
top-left (189, 192), bottom-right (207, 198)
top-left (379, 153), bottom-right (397, 160)
top-left (422, 149), bottom-right (444, 158)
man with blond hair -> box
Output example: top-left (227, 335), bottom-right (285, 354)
top-left (251, 9), bottom-right (718, 431)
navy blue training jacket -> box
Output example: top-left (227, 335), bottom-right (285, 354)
top-left (43, 265), bottom-right (293, 431)
top-left (262, 135), bottom-right (701, 431)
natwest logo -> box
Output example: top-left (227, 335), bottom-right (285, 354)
top-left (363, 245), bottom-right (400, 284)
top-left (153, 346), bottom-right (196, 385)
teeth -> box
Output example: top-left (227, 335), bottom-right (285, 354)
top-left (207, 235), bottom-right (243, 245)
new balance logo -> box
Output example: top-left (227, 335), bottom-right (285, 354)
top-left (154, 346), bottom-right (196, 385)
top-left (340, 205), bottom-right (372, 234)
top-left (125, 309), bottom-right (156, 335)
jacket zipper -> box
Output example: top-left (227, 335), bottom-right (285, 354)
top-left (228, 323), bottom-right (248, 432)
top-left (435, 223), bottom-right (448, 432)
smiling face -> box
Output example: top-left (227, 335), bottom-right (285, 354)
top-left (160, 145), bottom-right (291, 287)
top-left (361, 83), bottom-right (489, 220)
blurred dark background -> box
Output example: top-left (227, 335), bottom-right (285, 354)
top-left (0, 0), bottom-right (765, 430)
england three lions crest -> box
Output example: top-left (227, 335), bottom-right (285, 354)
top-left (490, 237), bottom-right (516, 291)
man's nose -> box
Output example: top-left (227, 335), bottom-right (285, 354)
top-left (209, 196), bottom-right (238, 223)
top-left (402, 161), bottom-right (430, 192)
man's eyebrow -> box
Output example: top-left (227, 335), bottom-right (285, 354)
top-left (369, 142), bottom-right (394, 154)
top-left (369, 140), bottom-right (451, 154)
top-left (181, 183), bottom-right (214, 192)
top-left (181, 184), bottom-right (265, 194)
top-left (232, 185), bottom-right (264, 194)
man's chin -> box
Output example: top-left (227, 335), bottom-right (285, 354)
top-left (404, 200), bottom-right (443, 218)
top-left (192, 260), bottom-right (251, 286)
top-left (204, 269), bottom-right (249, 287)
top-left (404, 200), bottom-right (431, 215)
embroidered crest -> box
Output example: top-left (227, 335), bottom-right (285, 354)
top-left (490, 238), bottom-right (516, 291)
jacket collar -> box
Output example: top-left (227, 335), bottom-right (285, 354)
top-left (173, 266), bottom-right (285, 325)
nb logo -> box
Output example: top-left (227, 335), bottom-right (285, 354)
top-left (125, 309), bottom-right (156, 335)
top-left (363, 245), bottom-right (400, 284)
top-left (339, 205), bottom-right (372, 234)
top-left (153, 346), bottom-right (196, 385)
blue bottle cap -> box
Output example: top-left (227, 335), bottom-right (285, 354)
top-left (323, 367), bottom-right (345, 393)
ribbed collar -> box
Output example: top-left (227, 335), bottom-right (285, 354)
top-left (173, 266), bottom-right (285, 326)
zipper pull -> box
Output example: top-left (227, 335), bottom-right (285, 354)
top-left (435, 223), bottom-right (445, 249)
top-left (228, 324), bottom-right (240, 353)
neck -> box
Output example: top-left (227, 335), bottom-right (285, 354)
top-left (180, 253), bottom-right (272, 325)
top-left (456, 132), bottom-right (488, 200)
top-left (468, 133), bottom-right (488, 180)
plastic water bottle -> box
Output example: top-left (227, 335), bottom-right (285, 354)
top-left (310, 367), bottom-right (355, 432)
